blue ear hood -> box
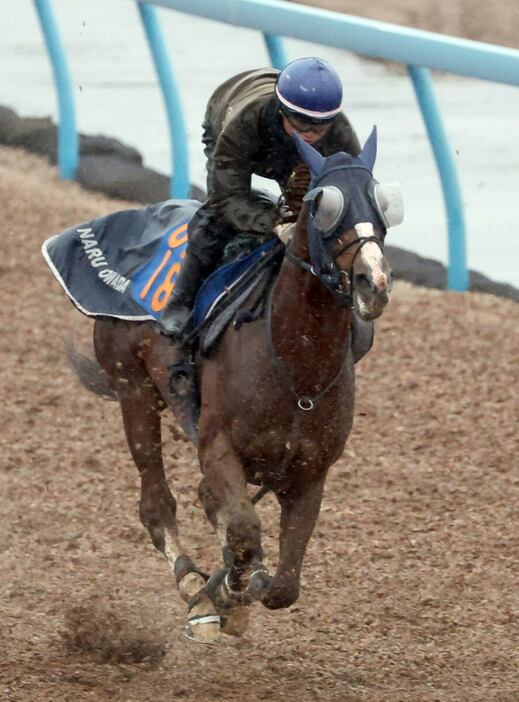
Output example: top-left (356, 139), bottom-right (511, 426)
top-left (292, 131), bottom-right (325, 179)
top-left (293, 126), bottom-right (378, 177)
top-left (358, 125), bottom-right (377, 171)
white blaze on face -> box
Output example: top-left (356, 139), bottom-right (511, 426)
top-left (354, 223), bottom-right (387, 291)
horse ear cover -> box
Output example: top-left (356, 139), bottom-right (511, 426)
top-left (358, 125), bottom-right (377, 171)
top-left (292, 131), bottom-right (325, 178)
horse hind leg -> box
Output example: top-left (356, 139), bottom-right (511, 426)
top-left (118, 382), bottom-right (221, 643)
top-left (94, 323), bottom-right (220, 643)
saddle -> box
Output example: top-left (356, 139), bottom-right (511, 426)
top-left (190, 236), bottom-right (283, 353)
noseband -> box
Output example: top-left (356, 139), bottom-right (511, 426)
top-left (284, 233), bottom-right (383, 308)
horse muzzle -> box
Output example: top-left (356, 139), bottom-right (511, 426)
top-left (353, 271), bottom-right (391, 320)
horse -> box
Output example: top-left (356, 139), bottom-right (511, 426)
top-left (67, 128), bottom-right (400, 644)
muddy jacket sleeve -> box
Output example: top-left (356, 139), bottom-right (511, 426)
top-left (207, 108), bottom-right (279, 236)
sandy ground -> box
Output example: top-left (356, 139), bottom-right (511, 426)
top-left (2, 3), bottom-right (519, 700)
top-left (1, 139), bottom-right (518, 702)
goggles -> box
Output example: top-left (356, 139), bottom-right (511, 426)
top-left (281, 109), bottom-right (335, 134)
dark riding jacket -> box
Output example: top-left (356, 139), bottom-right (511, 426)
top-left (202, 68), bottom-right (362, 237)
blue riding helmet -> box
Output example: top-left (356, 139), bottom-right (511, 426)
top-left (275, 57), bottom-right (343, 121)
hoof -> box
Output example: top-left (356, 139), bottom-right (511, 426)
top-left (260, 581), bottom-right (300, 610)
top-left (200, 569), bottom-right (252, 637)
top-left (220, 605), bottom-right (251, 637)
top-left (184, 592), bottom-right (221, 645)
top-left (183, 613), bottom-right (221, 645)
top-left (247, 569), bottom-right (272, 599)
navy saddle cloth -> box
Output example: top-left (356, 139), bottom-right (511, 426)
top-left (42, 199), bottom-right (277, 326)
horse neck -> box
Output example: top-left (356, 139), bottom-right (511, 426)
top-left (271, 219), bottom-right (352, 389)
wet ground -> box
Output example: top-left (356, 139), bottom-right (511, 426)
top-left (1, 145), bottom-right (518, 701)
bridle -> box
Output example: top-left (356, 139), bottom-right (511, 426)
top-left (266, 174), bottom-right (386, 411)
top-left (263, 130), bottom-right (399, 413)
top-left (267, 236), bottom-right (384, 413)
top-left (284, 159), bottom-right (387, 307)
top-left (284, 232), bottom-right (384, 308)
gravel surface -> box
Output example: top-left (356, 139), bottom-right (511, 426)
top-left (1, 144), bottom-right (518, 701)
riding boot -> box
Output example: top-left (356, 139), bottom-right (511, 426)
top-left (159, 250), bottom-right (208, 339)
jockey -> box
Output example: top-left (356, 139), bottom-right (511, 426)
top-left (159, 56), bottom-right (361, 338)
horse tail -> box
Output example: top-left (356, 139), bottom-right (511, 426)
top-left (65, 337), bottom-right (117, 400)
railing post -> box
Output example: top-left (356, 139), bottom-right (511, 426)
top-left (263, 33), bottom-right (289, 69)
top-left (33, 0), bottom-right (78, 179)
top-left (408, 65), bottom-right (468, 291)
top-left (137, 2), bottom-right (190, 198)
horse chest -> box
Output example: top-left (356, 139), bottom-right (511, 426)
top-left (232, 401), bottom-right (352, 479)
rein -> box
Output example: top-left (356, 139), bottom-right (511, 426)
top-left (285, 234), bottom-right (383, 307)
top-left (267, 224), bottom-right (382, 411)
top-left (266, 278), bottom-right (350, 412)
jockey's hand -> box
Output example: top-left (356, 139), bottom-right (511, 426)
top-left (273, 221), bottom-right (295, 245)
top-left (276, 199), bottom-right (297, 224)
top-left (284, 163), bottom-right (311, 216)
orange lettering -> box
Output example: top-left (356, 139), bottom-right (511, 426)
top-left (151, 262), bottom-right (182, 312)
top-left (168, 222), bottom-right (188, 248)
top-left (139, 249), bottom-right (172, 300)
top-left (138, 221), bottom-right (189, 308)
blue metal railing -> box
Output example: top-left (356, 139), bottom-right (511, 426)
top-left (408, 66), bottom-right (468, 290)
top-left (263, 33), bottom-right (289, 69)
top-left (33, 0), bottom-right (78, 179)
top-left (137, 3), bottom-right (190, 198)
top-left (33, 0), bottom-right (519, 289)
top-left (147, 0), bottom-right (519, 85)
top-left (141, 0), bottom-right (519, 290)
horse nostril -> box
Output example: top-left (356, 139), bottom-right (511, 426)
top-left (374, 273), bottom-right (388, 293)
top-left (354, 272), bottom-right (388, 295)
top-left (354, 273), bottom-right (371, 291)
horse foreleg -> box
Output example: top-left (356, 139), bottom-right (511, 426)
top-left (261, 476), bottom-right (326, 610)
top-left (197, 477), bottom-right (254, 637)
top-left (198, 434), bottom-right (271, 628)
top-left (201, 433), bottom-right (264, 578)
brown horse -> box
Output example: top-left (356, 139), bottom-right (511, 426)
top-left (69, 129), bottom-right (398, 644)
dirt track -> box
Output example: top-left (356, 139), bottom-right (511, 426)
top-left (1, 142), bottom-right (518, 702)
